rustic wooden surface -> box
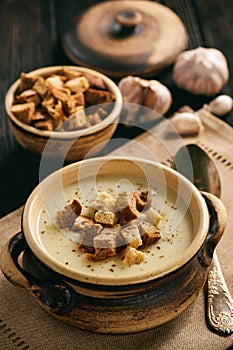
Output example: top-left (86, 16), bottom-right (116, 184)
top-left (0, 0), bottom-right (233, 217)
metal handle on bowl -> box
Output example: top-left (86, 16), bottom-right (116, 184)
top-left (0, 232), bottom-right (77, 315)
top-left (198, 192), bottom-right (227, 268)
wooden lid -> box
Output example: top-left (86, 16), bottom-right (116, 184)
top-left (63, 1), bottom-right (188, 78)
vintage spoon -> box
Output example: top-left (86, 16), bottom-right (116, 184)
top-left (173, 143), bottom-right (233, 335)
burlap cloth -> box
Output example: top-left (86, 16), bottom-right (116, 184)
top-left (1, 108), bottom-right (233, 349)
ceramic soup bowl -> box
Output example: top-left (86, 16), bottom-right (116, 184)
top-left (0, 157), bottom-right (226, 334)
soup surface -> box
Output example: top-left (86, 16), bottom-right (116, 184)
top-left (38, 174), bottom-right (194, 282)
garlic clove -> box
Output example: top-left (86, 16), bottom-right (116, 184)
top-left (142, 80), bottom-right (172, 116)
top-left (207, 95), bottom-right (233, 116)
top-left (169, 112), bottom-right (203, 136)
top-left (118, 75), bottom-right (143, 105)
top-left (172, 47), bottom-right (229, 96)
top-left (118, 75), bottom-right (172, 121)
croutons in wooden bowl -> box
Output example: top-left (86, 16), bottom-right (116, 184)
top-left (5, 66), bottom-right (122, 162)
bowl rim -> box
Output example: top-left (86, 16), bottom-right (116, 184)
top-left (5, 65), bottom-right (122, 139)
top-left (22, 156), bottom-right (209, 286)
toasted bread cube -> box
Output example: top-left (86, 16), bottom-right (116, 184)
top-left (59, 67), bottom-right (83, 80)
top-left (72, 215), bottom-right (95, 231)
top-left (34, 119), bottom-right (54, 131)
top-left (83, 72), bottom-right (106, 90)
top-left (15, 89), bottom-right (40, 105)
top-left (140, 207), bottom-right (162, 227)
top-left (133, 191), bottom-right (152, 211)
top-left (115, 191), bottom-right (140, 224)
top-left (77, 218), bottom-right (102, 254)
top-left (33, 76), bottom-right (48, 98)
top-left (138, 221), bottom-right (161, 247)
top-left (121, 223), bottom-right (142, 248)
top-left (62, 108), bottom-right (87, 131)
top-left (94, 210), bottom-right (117, 226)
top-left (85, 88), bottom-right (115, 105)
top-left (57, 199), bottom-right (82, 229)
top-left (87, 112), bottom-right (102, 126)
top-left (90, 191), bottom-right (116, 212)
top-left (16, 72), bottom-right (38, 93)
top-left (31, 110), bottom-right (48, 123)
top-left (63, 92), bottom-right (85, 116)
top-left (120, 246), bottom-right (146, 265)
top-left (50, 87), bottom-right (71, 104)
top-left (11, 102), bottom-right (35, 124)
top-left (46, 100), bottom-right (66, 123)
top-left (94, 232), bottom-right (117, 259)
top-left (64, 76), bottom-right (90, 93)
top-left (46, 75), bottom-right (64, 90)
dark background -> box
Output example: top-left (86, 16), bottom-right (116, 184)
top-left (0, 0), bottom-right (233, 218)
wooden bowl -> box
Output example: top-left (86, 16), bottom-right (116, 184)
top-left (0, 157), bottom-right (227, 333)
top-left (5, 66), bottom-right (122, 162)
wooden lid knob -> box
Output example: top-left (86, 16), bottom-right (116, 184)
top-left (115, 10), bottom-right (143, 28)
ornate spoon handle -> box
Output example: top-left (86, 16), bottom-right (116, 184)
top-left (207, 251), bottom-right (233, 334)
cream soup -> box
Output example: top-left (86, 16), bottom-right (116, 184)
top-left (38, 174), bottom-right (194, 281)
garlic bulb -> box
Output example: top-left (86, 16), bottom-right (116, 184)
top-left (172, 47), bottom-right (229, 95)
top-left (118, 76), bottom-right (172, 124)
top-left (207, 95), bottom-right (233, 116)
top-left (118, 75), bottom-right (143, 105)
top-left (135, 77), bottom-right (172, 116)
top-left (169, 112), bottom-right (203, 136)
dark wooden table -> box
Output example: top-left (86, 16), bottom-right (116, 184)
top-left (0, 0), bottom-right (233, 218)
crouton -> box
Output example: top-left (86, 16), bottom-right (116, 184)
top-left (11, 102), bottom-right (35, 124)
top-left (46, 75), bottom-right (64, 90)
top-left (77, 218), bottom-right (102, 254)
top-left (86, 112), bottom-right (102, 126)
top-left (85, 88), bottom-right (115, 105)
top-left (138, 221), bottom-right (161, 247)
top-left (140, 206), bottom-right (162, 227)
top-left (83, 72), bottom-right (106, 90)
top-left (33, 76), bottom-right (48, 98)
top-left (90, 191), bottom-right (116, 212)
top-left (45, 100), bottom-right (67, 122)
top-left (15, 89), bottom-right (40, 105)
top-left (64, 76), bottom-right (89, 93)
top-left (60, 108), bottom-right (87, 131)
top-left (63, 92), bottom-right (85, 116)
top-left (121, 223), bottom-right (142, 249)
top-left (133, 191), bottom-right (152, 211)
top-left (120, 246), bottom-right (146, 265)
top-left (57, 199), bottom-right (82, 229)
top-left (33, 119), bottom-right (54, 131)
top-left (93, 232), bottom-right (117, 259)
top-left (59, 67), bottom-right (83, 80)
top-left (16, 72), bottom-right (37, 93)
top-left (50, 87), bottom-right (71, 104)
top-left (94, 210), bottom-right (117, 226)
top-left (115, 191), bottom-right (140, 224)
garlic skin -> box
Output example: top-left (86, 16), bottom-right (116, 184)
top-left (118, 75), bottom-right (143, 105)
top-left (207, 95), bottom-right (233, 116)
top-left (169, 112), bottom-right (203, 136)
top-left (135, 77), bottom-right (172, 116)
top-left (118, 76), bottom-right (172, 124)
top-left (172, 47), bottom-right (229, 96)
